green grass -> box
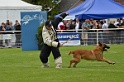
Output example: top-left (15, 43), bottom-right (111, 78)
top-left (0, 45), bottom-right (124, 82)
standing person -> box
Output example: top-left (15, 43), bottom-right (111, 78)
top-left (5, 20), bottom-right (10, 26)
top-left (0, 22), bottom-right (6, 31)
top-left (14, 20), bottom-right (21, 47)
top-left (108, 21), bottom-right (117, 44)
top-left (75, 18), bottom-right (82, 33)
top-left (39, 12), bottom-right (68, 68)
top-left (0, 22), bottom-right (6, 47)
top-left (6, 22), bottom-right (14, 31)
top-left (57, 21), bottom-right (65, 31)
top-left (6, 22), bottom-right (14, 48)
top-left (81, 19), bottom-right (91, 46)
top-left (102, 20), bottom-right (109, 43)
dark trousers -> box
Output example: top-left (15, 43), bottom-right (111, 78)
top-left (39, 44), bottom-right (61, 63)
top-left (15, 33), bottom-right (21, 46)
top-left (0, 40), bottom-right (2, 46)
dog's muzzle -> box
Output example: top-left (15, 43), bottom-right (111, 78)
top-left (103, 44), bottom-right (110, 51)
top-left (105, 45), bottom-right (110, 49)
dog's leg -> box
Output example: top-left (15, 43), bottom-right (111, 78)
top-left (68, 58), bottom-right (80, 68)
top-left (68, 60), bottom-right (75, 68)
top-left (97, 58), bottom-right (115, 64)
top-left (73, 59), bottom-right (81, 68)
top-left (73, 62), bottom-right (78, 68)
top-left (96, 54), bottom-right (115, 64)
top-left (102, 58), bottom-right (115, 64)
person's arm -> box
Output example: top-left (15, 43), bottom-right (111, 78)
top-left (52, 12), bottom-right (68, 29)
top-left (82, 23), bottom-right (85, 30)
top-left (2, 27), bottom-right (6, 31)
top-left (42, 26), bottom-right (60, 47)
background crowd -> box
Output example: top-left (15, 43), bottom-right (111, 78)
top-left (0, 18), bottom-right (124, 47)
top-left (57, 18), bottom-right (124, 45)
top-left (57, 18), bottom-right (124, 31)
top-left (0, 20), bottom-right (21, 48)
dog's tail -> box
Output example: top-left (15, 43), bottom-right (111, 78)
top-left (68, 51), bottom-right (73, 55)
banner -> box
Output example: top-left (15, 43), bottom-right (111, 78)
top-left (57, 33), bottom-right (81, 46)
top-left (21, 11), bottom-right (47, 51)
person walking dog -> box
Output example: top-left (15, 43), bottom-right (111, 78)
top-left (39, 12), bottom-right (69, 68)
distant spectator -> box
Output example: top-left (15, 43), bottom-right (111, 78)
top-left (5, 20), bottom-right (10, 26)
top-left (108, 21), bottom-right (117, 44)
top-left (96, 20), bottom-right (102, 32)
top-left (14, 20), bottom-right (21, 47)
top-left (5, 22), bottom-right (14, 48)
top-left (102, 20), bottom-right (109, 43)
top-left (121, 18), bottom-right (124, 27)
top-left (114, 19), bottom-right (120, 26)
top-left (0, 22), bottom-right (6, 31)
top-left (66, 20), bottom-right (71, 30)
top-left (68, 20), bottom-right (75, 32)
top-left (102, 20), bottom-right (108, 33)
top-left (92, 20), bottom-right (98, 29)
top-left (121, 19), bottom-right (124, 43)
top-left (63, 20), bottom-right (68, 30)
top-left (108, 21), bottom-right (117, 29)
top-left (75, 18), bottom-right (82, 32)
top-left (57, 21), bottom-right (65, 31)
top-left (0, 22), bottom-right (6, 47)
top-left (116, 19), bottom-right (122, 44)
top-left (81, 19), bottom-right (91, 46)
top-left (14, 20), bottom-right (21, 30)
top-left (6, 22), bottom-right (14, 31)
top-left (116, 19), bottom-right (122, 28)
top-left (90, 20), bottom-right (97, 44)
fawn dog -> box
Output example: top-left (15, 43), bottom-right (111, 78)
top-left (68, 42), bottom-right (115, 68)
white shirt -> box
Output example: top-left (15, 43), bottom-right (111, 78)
top-left (102, 23), bottom-right (108, 29)
top-left (114, 22), bottom-right (119, 26)
top-left (58, 22), bottom-right (64, 30)
top-left (102, 23), bottom-right (108, 32)
top-left (75, 22), bottom-right (79, 32)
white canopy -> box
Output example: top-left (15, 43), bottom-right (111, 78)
top-left (0, 0), bottom-right (42, 10)
top-left (0, 0), bottom-right (42, 24)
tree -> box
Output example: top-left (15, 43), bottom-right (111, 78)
top-left (22, 0), bottom-right (61, 20)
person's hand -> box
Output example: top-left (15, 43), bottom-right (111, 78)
top-left (59, 43), bottom-right (63, 47)
top-left (86, 27), bottom-right (90, 30)
top-left (66, 12), bottom-right (69, 15)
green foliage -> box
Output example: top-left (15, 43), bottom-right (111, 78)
top-left (22, 0), bottom-right (60, 20)
top-left (36, 24), bottom-right (44, 45)
top-left (0, 45), bottom-right (124, 82)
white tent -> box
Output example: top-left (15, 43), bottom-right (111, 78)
top-left (0, 0), bottom-right (42, 24)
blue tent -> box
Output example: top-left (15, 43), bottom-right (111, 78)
top-left (57, 0), bottom-right (124, 20)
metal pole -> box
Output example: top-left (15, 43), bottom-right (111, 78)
top-left (96, 30), bottom-right (99, 45)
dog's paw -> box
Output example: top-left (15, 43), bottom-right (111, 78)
top-left (109, 62), bottom-right (116, 64)
top-left (112, 62), bottom-right (116, 64)
top-left (73, 66), bottom-right (76, 68)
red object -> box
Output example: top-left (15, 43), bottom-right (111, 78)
top-left (60, 25), bottom-right (65, 30)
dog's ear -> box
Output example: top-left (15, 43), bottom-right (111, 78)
top-left (98, 42), bottom-right (102, 46)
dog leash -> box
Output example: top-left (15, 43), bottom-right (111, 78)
top-left (62, 34), bottom-right (78, 45)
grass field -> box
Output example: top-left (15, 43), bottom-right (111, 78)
top-left (0, 45), bottom-right (124, 82)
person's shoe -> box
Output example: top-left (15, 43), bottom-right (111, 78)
top-left (41, 63), bottom-right (50, 68)
top-left (55, 64), bottom-right (62, 68)
top-left (55, 57), bottom-right (62, 68)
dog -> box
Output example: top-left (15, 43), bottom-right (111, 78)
top-left (68, 42), bottom-right (115, 68)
